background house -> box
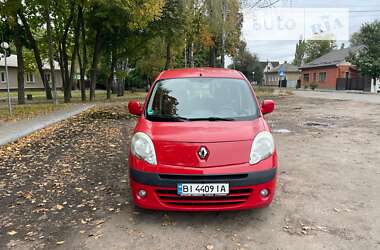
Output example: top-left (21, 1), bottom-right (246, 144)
top-left (299, 46), bottom-right (371, 91)
top-left (261, 61), bottom-right (279, 85)
top-left (264, 62), bottom-right (299, 87)
top-left (0, 54), bottom-right (63, 90)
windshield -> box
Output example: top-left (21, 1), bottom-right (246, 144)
top-left (146, 78), bottom-right (258, 122)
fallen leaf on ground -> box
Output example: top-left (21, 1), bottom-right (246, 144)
top-left (56, 204), bottom-right (64, 210)
top-left (94, 219), bottom-right (105, 225)
top-left (7, 230), bottom-right (17, 236)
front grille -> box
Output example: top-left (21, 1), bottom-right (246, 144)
top-left (155, 187), bottom-right (252, 207)
top-left (158, 173), bottom-right (248, 181)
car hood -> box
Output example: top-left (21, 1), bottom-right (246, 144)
top-left (134, 118), bottom-right (268, 167)
top-left (137, 118), bottom-right (266, 143)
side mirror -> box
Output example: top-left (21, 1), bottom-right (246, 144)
top-left (261, 100), bottom-right (275, 115)
top-left (128, 100), bottom-right (143, 116)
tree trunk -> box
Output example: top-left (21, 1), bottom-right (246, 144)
top-left (209, 45), bottom-right (216, 67)
top-left (77, 48), bottom-right (86, 101)
top-left (78, 5), bottom-right (86, 101)
top-left (165, 40), bottom-right (172, 69)
top-left (57, 43), bottom-right (65, 90)
top-left (186, 41), bottom-right (194, 68)
top-left (107, 50), bottom-right (116, 100)
top-left (69, 6), bottom-right (81, 99)
top-left (90, 29), bottom-right (102, 101)
top-left (118, 60), bottom-right (126, 96)
top-left (121, 80), bottom-right (125, 96)
top-left (18, 11), bottom-right (52, 100)
top-left (190, 42), bottom-right (194, 67)
top-left (45, 0), bottom-right (57, 104)
top-left (116, 80), bottom-right (121, 97)
top-left (62, 42), bottom-right (71, 102)
top-left (14, 14), bottom-right (25, 105)
top-left (60, 5), bottom-right (75, 103)
top-left (220, 0), bottom-right (226, 68)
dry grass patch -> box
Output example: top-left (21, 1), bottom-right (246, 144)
top-left (0, 103), bottom-right (69, 121)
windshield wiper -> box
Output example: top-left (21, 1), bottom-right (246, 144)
top-left (148, 115), bottom-right (235, 122)
top-left (189, 117), bottom-right (235, 121)
top-left (147, 115), bottom-right (190, 122)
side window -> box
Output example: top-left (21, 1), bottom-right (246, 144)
top-left (303, 73), bottom-right (309, 82)
top-left (319, 72), bottom-right (326, 82)
top-left (25, 73), bottom-right (35, 83)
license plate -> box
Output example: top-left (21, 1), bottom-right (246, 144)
top-left (177, 183), bottom-right (229, 196)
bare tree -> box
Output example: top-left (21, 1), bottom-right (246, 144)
top-left (240, 0), bottom-right (281, 8)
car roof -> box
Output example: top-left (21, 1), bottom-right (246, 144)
top-left (157, 67), bottom-right (246, 80)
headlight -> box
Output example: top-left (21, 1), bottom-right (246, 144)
top-left (249, 131), bottom-right (274, 165)
top-left (131, 132), bottom-right (157, 165)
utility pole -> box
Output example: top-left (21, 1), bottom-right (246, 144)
top-left (1, 41), bottom-right (12, 115)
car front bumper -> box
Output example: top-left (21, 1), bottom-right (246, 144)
top-left (129, 167), bottom-right (277, 211)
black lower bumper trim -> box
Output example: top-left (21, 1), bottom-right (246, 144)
top-left (130, 168), bottom-right (277, 187)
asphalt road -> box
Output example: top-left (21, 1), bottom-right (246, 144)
top-left (293, 89), bottom-right (380, 104)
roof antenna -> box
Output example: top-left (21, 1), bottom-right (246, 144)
top-left (199, 73), bottom-right (202, 77)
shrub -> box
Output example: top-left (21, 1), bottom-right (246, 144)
top-left (310, 82), bottom-right (319, 90)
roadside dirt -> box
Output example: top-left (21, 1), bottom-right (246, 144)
top-left (1, 95), bottom-right (380, 250)
top-left (0, 104), bottom-right (135, 249)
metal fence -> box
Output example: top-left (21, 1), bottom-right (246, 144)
top-left (336, 77), bottom-right (371, 91)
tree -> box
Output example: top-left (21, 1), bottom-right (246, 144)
top-left (155, 0), bottom-right (186, 70)
top-left (3, 0), bottom-right (252, 103)
top-left (86, 0), bottom-right (165, 100)
top-left (52, 0), bottom-right (75, 103)
top-left (203, 0), bottom-right (242, 68)
top-left (293, 39), bottom-right (306, 66)
top-left (304, 40), bottom-right (336, 63)
top-left (13, 15), bottom-right (25, 104)
top-left (230, 41), bottom-right (262, 82)
top-left (240, 0), bottom-right (281, 8)
top-left (44, 0), bottom-right (57, 103)
top-left (18, 3), bottom-right (53, 100)
top-left (1, 0), bottom-right (26, 104)
top-left (348, 21), bottom-right (380, 85)
top-left (77, 3), bottom-right (86, 101)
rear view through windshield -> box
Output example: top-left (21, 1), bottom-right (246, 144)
top-left (146, 78), bottom-right (258, 121)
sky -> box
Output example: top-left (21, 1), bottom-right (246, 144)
top-left (240, 0), bottom-right (380, 63)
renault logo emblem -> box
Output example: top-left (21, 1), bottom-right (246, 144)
top-left (198, 146), bottom-right (209, 159)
